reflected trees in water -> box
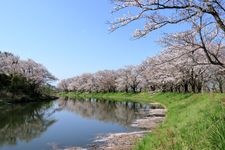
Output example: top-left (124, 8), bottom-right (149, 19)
top-left (0, 102), bottom-right (56, 145)
top-left (58, 98), bottom-right (150, 126)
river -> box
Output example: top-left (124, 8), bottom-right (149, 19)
top-left (0, 98), bottom-right (151, 150)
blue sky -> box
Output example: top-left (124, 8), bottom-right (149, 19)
top-left (0, 0), bottom-right (179, 80)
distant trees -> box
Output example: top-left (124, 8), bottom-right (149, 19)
top-left (115, 66), bottom-right (142, 93)
top-left (58, 45), bottom-right (225, 93)
top-left (58, 70), bottom-right (117, 93)
top-left (0, 51), bottom-right (57, 101)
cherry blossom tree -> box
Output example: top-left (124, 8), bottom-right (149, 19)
top-left (93, 70), bottom-right (117, 92)
top-left (110, 0), bottom-right (225, 66)
top-left (58, 70), bottom-right (118, 93)
top-left (115, 66), bottom-right (142, 93)
top-left (127, 66), bottom-right (142, 93)
top-left (0, 51), bottom-right (57, 99)
top-left (111, 0), bottom-right (225, 37)
top-left (19, 59), bottom-right (56, 85)
top-left (116, 68), bottom-right (131, 92)
top-left (72, 73), bottom-right (96, 92)
top-left (57, 79), bottom-right (71, 92)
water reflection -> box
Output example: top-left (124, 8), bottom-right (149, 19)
top-left (0, 98), bottom-right (152, 149)
top-left (0, 102), bottom-right (56, 146)
top-left (58, 98), bottom-right (150, 126)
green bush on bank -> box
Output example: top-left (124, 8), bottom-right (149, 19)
top-left (0, 74), bottom-right (56, 102)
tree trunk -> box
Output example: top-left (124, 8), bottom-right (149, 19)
top-left (219, 82), bottom-right (223, 93)
top-left (191, 82), bottom-right (196, 93)
top-left (184, 81), bottom-right (189, 93)
top-left (131, 86), bottom-right (136, 93)
top-left (190, 69), bottom-right (196, 93)
top-left (150, 85), bottom-right (156, 91)
top-left (125, 87), bottom-right (128, 93)
top-left (162, 84), bottom-right (167, 92)
top-left (170, 85), bottom-right (173, 92)
top-left (197, 83), bottom-right (202, 93)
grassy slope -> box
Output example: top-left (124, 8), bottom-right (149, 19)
top-left (59, 92), bottom-right (225, 150)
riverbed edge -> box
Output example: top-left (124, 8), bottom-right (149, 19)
top-left (59, 92), bottom-right (225, 150)
top-left (59, 92), bottom-right (167, 150)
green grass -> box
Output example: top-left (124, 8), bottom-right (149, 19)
top-left (59, 92), bottom-right (225, 150)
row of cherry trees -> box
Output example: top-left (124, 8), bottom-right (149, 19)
top-left (0, 51), bottom-right (57, 99)
top-left (58, 66), bottom-right (144, 93)
top-left (58, 46), bottom-right (225, 93)
top-left (58, 0), bottom-right (225, 93)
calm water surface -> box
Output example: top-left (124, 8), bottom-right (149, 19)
top-left (0, 98), bottom-right (151, 150)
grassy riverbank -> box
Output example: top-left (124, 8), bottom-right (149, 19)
top-left (59, 92), bottom-right (225, 150)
